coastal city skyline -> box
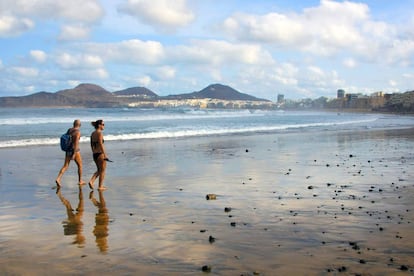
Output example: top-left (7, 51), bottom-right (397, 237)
top-left (0, 0), bottom-right (413, 101)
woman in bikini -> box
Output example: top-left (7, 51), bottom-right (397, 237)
top-left (89, 120), bottom-right (108, 190)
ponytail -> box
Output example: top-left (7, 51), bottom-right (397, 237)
top-left (91, 119), bottom-right (103, 129)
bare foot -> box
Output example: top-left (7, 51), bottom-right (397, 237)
top-left (88, 182), bottom-right (94, 190)
top-left (78, 181), bottom-right (86, 186)
top-left (55, 179), bottom-right (61, 188)
top-left (98, 186), bottom-right (107, 191)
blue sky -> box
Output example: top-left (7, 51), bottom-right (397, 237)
top-left (0, 0), bottom-right (413, 100)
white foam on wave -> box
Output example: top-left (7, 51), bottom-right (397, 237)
top-left (0, 117), bottom-right (377, 148)
top-left (0, 109), bottom-right (264, 126)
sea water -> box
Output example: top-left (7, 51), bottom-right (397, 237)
top-left (0, 107), bottom-right (413, 148)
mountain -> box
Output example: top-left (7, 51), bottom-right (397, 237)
top-left (0, 83), bottom-right (121, 107)
top-left (0, 91), bottom-right (71, 107)
top-left (57, 83), bottom-right (113, 99)
top-left (0, 83), bottom-right (270, 108)
top-left (165, 84), bottom-right (270, 102)
top-left (56, 83), bottom-right (119, 107)
top-left (113, 87), bottom-right (158, 99)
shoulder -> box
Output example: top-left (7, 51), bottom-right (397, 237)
top-left (91, 130), bottom-right (102, 139)
top-left (70, 128), bottom-right (80, 136)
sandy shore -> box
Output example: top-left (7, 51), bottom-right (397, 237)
top-left (0, 128), bottom-right (413, 275)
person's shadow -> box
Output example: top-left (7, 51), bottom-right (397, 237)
top-left (56, 186), bottom-right (85, 247)
top-left (90, 190), bottom-right (109, 253)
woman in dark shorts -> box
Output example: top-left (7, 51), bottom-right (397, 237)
top-left (88, 120), bottom-right (108, 190)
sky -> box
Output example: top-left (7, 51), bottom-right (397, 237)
top-left (0, 0), bottom-right (413, 101)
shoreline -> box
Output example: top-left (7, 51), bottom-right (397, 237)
top-left (1, 127), bottom-right (413, 275)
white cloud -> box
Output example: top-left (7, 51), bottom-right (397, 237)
top-left (117, 0), bottom-right (194, 32)
top-left (156, 66), bottom-right (176, 79)
top-left (223, 12), bottom-right (306, 45)
top-left (307, 66), bottom-right (325, 77)
top-left (0, 0), bottom-right (103, 38)
top-left (384, 39), bottom-right (414, 66)
top-left (343, 58), bottom-right (357, 68)
top-left (302, 66), bottom-right (344, 91)
top-left (30, 50), bottom-right (47, 63)
top-left (11, 66), bottom-right (39, 77)
top-left (85, 39), bottom-right (165, 65)
top-left (58, 24), bottom-right (90, 41)
top-left (389, 79), bottom-right (397, 87)
top-left (0, 0), bottom-right (104, 23)
top-left (0, 15), bottom-right (34, 37)
top-left (273, 63), bottom-right (299, 86)
top-left (55, 53), bottom-right (104, 69)
top-left (137, 75), bottom-right (152, 86)
top-left (402, 73), bottom-right (414, 79)
top-left (169, 40), bottom-right (274, 66)
top-left (220, 0), bottom-right (412, 63)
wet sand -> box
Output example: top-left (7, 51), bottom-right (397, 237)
top-left (0, 128), bottom-right (413, 275)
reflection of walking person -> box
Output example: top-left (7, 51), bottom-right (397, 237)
top-left (90, 190), bottom-right (109, 253)
top-left (89, 120), bottom-right (108, 190)
top-left (56, 119), bottom-right (86, 187)
top-left (56, 186), bottom-right (85, 247)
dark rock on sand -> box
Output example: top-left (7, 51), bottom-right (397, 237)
top-left (337, 266), bottom-right (347, 272)
top-left (399, 265), bottom-right (409, 271)
top-left (201, 265), bottom-right (211, 272)
top-left (206, 194), bottom-right (217, 200)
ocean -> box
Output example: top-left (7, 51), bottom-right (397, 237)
top-left (0, 107), bottom-right (413, 148)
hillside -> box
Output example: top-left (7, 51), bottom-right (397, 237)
top-left (0, 83), bottom-right (269, 108)
top-left (165, 84), bottom-right (269, 102)
top-left (0, 83), bottom-right (121, 107)
top-left (56, 83), bottom-right (119, 107)
top-left (0, 91), bottom-right (71, 107)
top-left (113, 87), bottom-right (158, 99)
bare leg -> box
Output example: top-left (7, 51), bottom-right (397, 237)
top-left (74, 152), bottom-right (85, 185)
top-left (56, 155), bottom-right (71, 187)
top-left (98, 158), bottom-right (107, 190)
top-left (89, 171), bottom-right (98, 189)
top-left (89, 157), bottom-right (100, 189)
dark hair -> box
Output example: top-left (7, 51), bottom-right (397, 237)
top-left (91, 119), bottom-right (103, 129)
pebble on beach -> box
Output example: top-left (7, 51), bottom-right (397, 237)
top-left (201, 265), bottom-right (211, 272)
top-left (206, 194), bottom-right (217, 200)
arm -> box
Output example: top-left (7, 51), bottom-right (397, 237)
top-left (97, 131), bottom-right (108, 159)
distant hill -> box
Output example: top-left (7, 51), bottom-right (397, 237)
top-left (0, 83), bottom-right (270, 108)
top-left (113, 87), bottom-right (158, 99)
top-left (57, 83), bottom-right (113, 99)
top-left (56, 83), bottom-right (118, 107)
top-left (0, 91), bottom-right (71, 107)
top-left (0, 83), bottom-right (121, 107)
top-left (165, 84), bottom-right (270, 102)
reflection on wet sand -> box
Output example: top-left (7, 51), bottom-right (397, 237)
top-left (90, 190), bottom-right (109, 253)
top-left (56, 187), bottom-right (85, 247)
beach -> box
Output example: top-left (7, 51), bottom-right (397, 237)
top-left (0, 127), bottom-right (413, 275)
